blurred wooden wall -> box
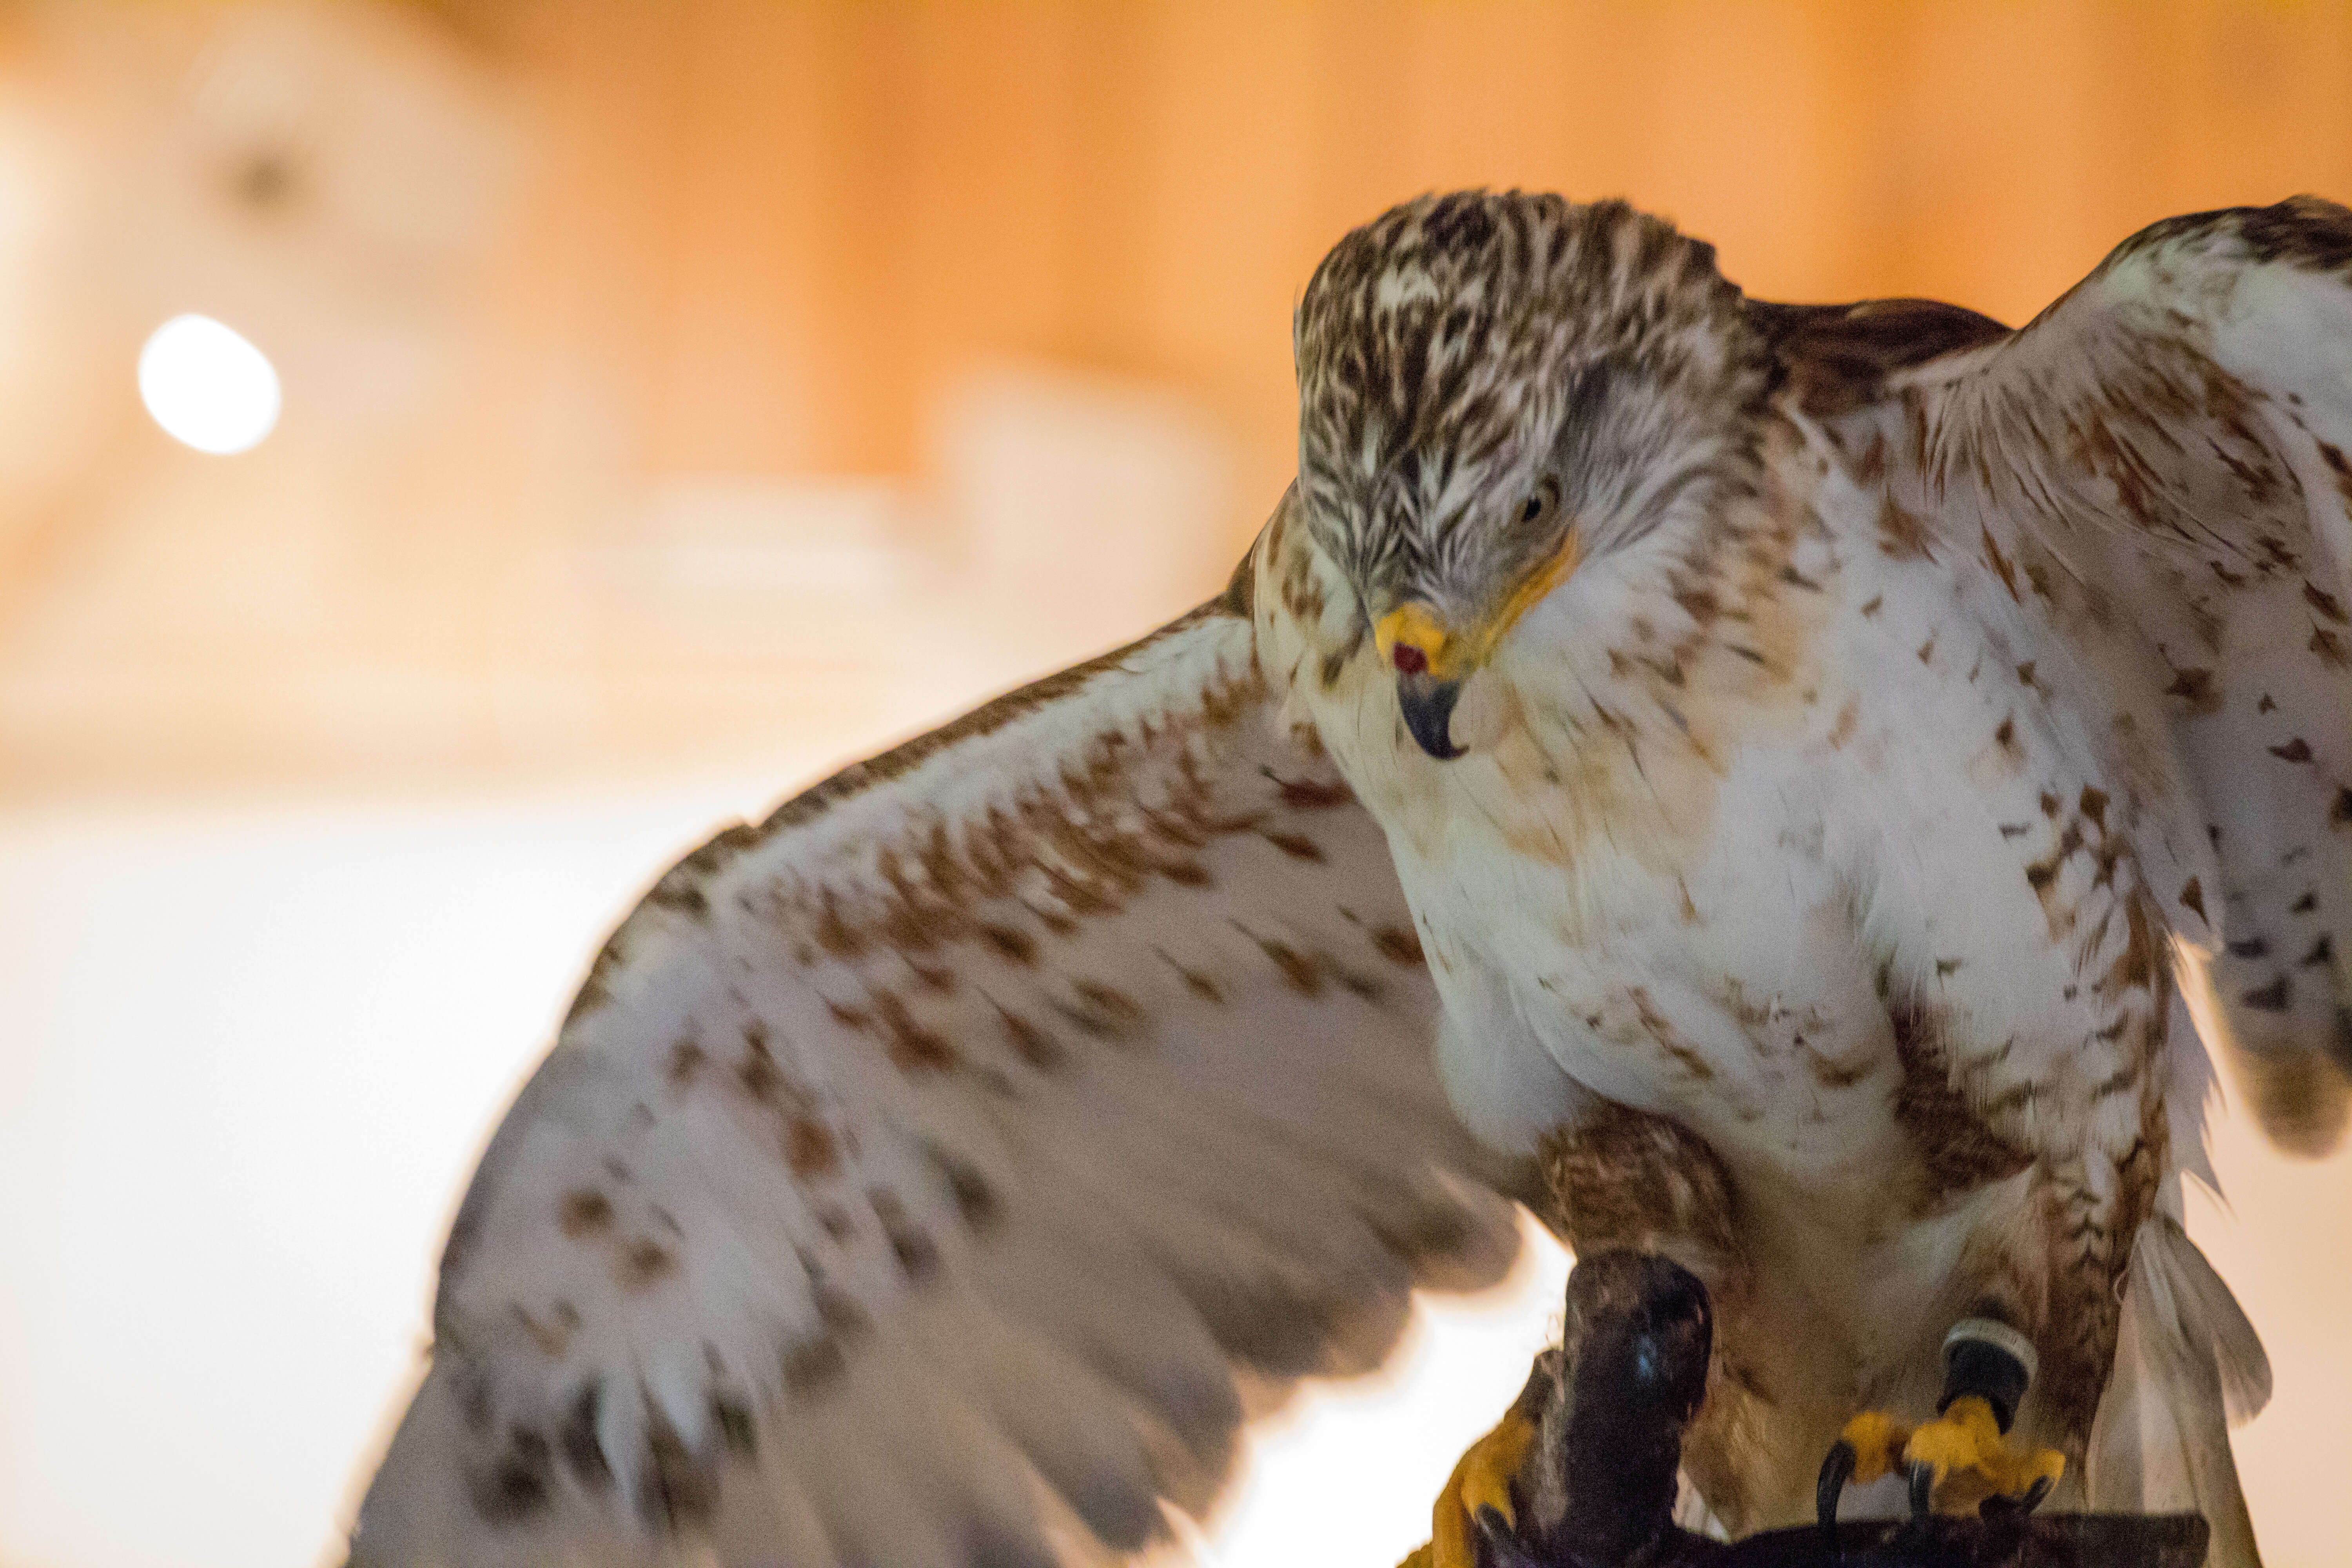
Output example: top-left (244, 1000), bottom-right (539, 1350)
top-left (495, 0), bottom-right (2352, 546)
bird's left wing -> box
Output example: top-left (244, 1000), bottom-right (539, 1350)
top-left (347, 546), bottom-right (1524, 1567)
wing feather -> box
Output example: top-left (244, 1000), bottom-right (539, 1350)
top-left (1820, 198), bottom-right (2352, 1157)
top-left (1781, 199), bottom-right (2352, 1564)
top-left (346, 576), bottom-right (1523, 1566)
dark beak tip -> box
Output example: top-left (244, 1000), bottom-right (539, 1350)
top-left (1396, 673), bottom-right (1466, 760)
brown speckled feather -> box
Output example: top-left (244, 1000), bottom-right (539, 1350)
top-left (1269, 193), bottom-right (2336, 1565)
top-left (347, 590), bottom-right (1528, 1567)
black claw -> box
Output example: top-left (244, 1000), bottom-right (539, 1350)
top-left (1980, 1474), bottom-right (2055, 1522)
top-left (1908, 1461), bottom-right (1937, 1520)
top-left (1474, 1504), bottom-right (1541, 1568)
top-left (1816, 1439), bottom-right (1856, 1541)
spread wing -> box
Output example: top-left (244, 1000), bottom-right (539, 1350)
top-left (346, 559), bottom-right (1526, 1566)
top-left (1774, 198), bottom-right (2352, 1564)
top-left (1791, 198), bottom-right (2352, 1160)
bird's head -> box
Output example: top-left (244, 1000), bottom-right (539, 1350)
top-left (1294, 192), bottom-right (1764, 759)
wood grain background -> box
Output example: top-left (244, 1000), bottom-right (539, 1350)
top-left (498, 0), bottom-right (2352, 539)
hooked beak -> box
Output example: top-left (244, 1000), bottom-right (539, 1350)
top-left (1372, 526), bottom-right (1581, 762)
top-left (1374, 602), bottom-right (1467, 760)
top-left (1395, 671), bottom-right (1465, 760)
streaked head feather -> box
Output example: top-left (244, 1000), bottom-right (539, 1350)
top-left (1294, 191), bottom-right (1766, 625)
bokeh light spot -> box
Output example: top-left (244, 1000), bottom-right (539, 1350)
top-left (137, 314), bottom-right (281, 455)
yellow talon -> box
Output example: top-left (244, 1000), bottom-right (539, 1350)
top-left (1423, 1408), bottom-right (1537, 1568)
top-left (1905, 1395), bottom-right (2002, 1484)
top-left (1982, 1434), bottom-right (2067, 1500)
top-left (1837, 1409), bottom-right (1912, 1486)
top-left (1403, 1359), bottom-right (1552, 1568)
top-left (1899, 1396), bottom-right (2066, 1512)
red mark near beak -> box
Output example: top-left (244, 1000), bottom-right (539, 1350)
top-left (1391, 642), bottom-right (1428, 675)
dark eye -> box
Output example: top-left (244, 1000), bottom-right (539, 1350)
top-left (1520, 495), bottom-right (1544, 523)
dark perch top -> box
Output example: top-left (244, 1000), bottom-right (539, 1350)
top-left (1475, 1251), bottom-right (2209, 1568)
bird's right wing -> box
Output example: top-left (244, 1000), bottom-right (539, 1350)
top-left (1888, 196), bottom-right (2352, 1161)
top-left (1774, 198), bottom-right (2352, 1568)
top-left (346, 502), bottom-right (1527, 1568)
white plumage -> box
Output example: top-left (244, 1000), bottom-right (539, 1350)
top-left (352, 606), bottom-right (1524, 1566)
top-left (349, 195), bottom-right (2352, 1567)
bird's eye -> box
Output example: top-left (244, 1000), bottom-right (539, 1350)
top-left (1520, 495), bottom-right (1544, 523)
top-left (1518, 482), bottom-right (1556, 526)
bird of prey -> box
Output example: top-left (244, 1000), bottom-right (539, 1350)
top-left (345, 192), bottom-right (2352, 1568)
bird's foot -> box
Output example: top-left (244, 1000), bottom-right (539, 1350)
top-left (1817, 1409), bottom-right (1911, 1536)
top-left (1815, 1397), bottom-right (2063, 1530)
top-left (1399, 1355), bottom-right (1550, 1568)
top-left (1817, 1319), bottom-right (2065, 1535)
top-left (1898, 1394), bottom-right (2065, 1518)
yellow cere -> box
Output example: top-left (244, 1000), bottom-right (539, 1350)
top-left (1375, 526), bottom-right (1582, 682)
top-left (1375, 602), bottom-right (1454, 673)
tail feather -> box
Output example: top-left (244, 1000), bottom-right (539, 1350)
top-left (2086, 1216), bottom-right (2268, 1568)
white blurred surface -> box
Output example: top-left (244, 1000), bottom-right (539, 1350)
top-left (0, 788), bottom-right (752, 1568)
top-left (0, 773), bottom-right (1565, 1568)
top-left (138, 313), bottom-right (282, 453)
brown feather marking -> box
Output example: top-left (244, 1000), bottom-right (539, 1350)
top-left (2241, 975), bottom-right (2291, 1012)
top-left (1060, 979), bottom-right (1148, 1040)
top-left (784, 1118), bottom-right (838, 1178)
top-left (994, 1006), bottom-right (1064, 1071)
top-left (753, 603), bottom-right (1236, 841)
top-left (1876, 495), bottom-right (1935, 561)
top-left (1806, 1046), bottom-right (1874, 1089)
top-left (617, 1238), bottom-right (677, 1290)
top-left (559, 1189), bottom-right (614, 1238)
top-left (1262, 829), bottom-right (1326, 862)
top-left (1886, 998), bottom-right (2032, 1212)
top-left (510, 1302), bottom-right (578, 1360)
top-left (1628, 987), bottom-right (1716, 1081)
top-left (2098, 898), bottom-right (2163, 1000)
top-left (2313, 439), bottom-right (2352, 521)
top-left (1539, 1101), bottom-right (1739, 1264)
top-left (813, 891), bottom-right (865, 959)
top-left (1980, 525), bottom-right (2021, 601)
top-left (872, 991), bottom-right (957, 1073)
top-left (978, 922), bottom-right (1037, 966)
top-left (737, 1036), bottom-right (784, 1102)
top-left (1253, 935), bottom-right (1324, 996)
top-left (1828, 699), bottom-right (1859, 750)
top-left (1751, 294), bottom-right (2009, 416)
top-left (1219, 539), bottom-right (1257, 619)
top-left (2163, 666), bottom-right (2220, 711)
top-left (1158, 948), bottom-right (1226, 1003)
